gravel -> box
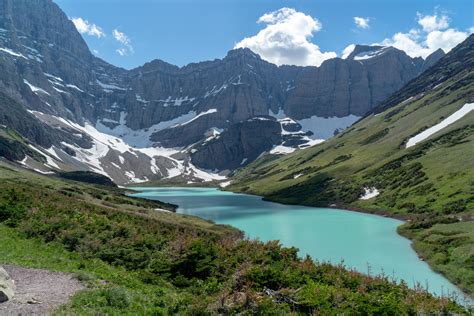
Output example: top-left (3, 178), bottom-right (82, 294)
top-left (0, 265), bottom-right (84, 315)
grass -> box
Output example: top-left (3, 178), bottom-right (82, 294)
top-left (0, 162), bottom-right (468, 314)
top-left (229, 44), bottom-right (474, 296)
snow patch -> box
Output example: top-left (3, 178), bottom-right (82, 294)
top-left (44, 73), bottom-right (63, 82)
top-left (220, 181), bottom-right (232, 188)
top-left (172, 109), bottom-right (217, 127)
top-left (360, 187), bottom-right (380, 200)
top-left (353, 47), bottom-right (389, 61)
top-left (297, 114), bottom-right (360, 139)
top-left (270, 145), bottom-right (296, 155)
top-left (96, 111), bottom-right (198, 148)
top-left (66, 84), bottom-right (84, 93)
top-left (96, 79), bottom-right (126, 91)
top-left (268, 108), bottom-right (287, 120)
top-left (0, 47), bottom-right (28, 59)
top-left (136, 94), bottom-right (149, 103)
top-left (406, 103), bottom-right (474, 148)
top-left (23, 79), bottom-right (50, 96)
top-left (204, 84), bottom-right (228, 98)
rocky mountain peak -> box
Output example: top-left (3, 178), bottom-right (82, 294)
top-left (225, 47), bottom-right (262, 60)
top-left (132, 58), bottom-right (180, 75)
top-left (421, 48), bottom-right (446, 72)
top-left (0, 0), bottom-right (91, 60)
top-left (346, 45), bottom-right (386, 60)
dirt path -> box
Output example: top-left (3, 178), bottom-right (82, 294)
top-left (0, 265), bottom-right (84, 315)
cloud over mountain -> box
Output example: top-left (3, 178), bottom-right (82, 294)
top-left (71, 17), bottom-right (105, 38)
top-left (113, 29), bottom-right (134, 56)
top-left (381, 12), bottom-right (472, 58)
top-left (235, 8), bottom-right (336, 66)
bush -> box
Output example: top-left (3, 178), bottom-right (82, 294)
top-left (102, 287), bottom-right (130, 309)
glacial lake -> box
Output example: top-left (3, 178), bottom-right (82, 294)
top-left (130, 187), bottom-right (470, 303)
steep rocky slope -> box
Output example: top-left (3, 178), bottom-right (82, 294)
top-left (0, 0), bottom-right (444, 184)
top-left (229, 35), bottom-right (474, 295)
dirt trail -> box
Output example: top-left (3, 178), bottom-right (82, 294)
top-left (0, 265), bottom-right (84, 315)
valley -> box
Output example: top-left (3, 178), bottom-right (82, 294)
top-left (0, 163), bottom-right (469, 313)
top-left (0, 0), bottom-right (472, 314)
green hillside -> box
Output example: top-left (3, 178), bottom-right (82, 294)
top-left (0, 157), bottom-right (469, 314)
top-left (230, 36), bottom-right (474, 295)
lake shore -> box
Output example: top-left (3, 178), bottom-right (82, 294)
top-left (130, 186), bottom-right (472, 304)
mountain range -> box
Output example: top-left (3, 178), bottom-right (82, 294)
top-left (230, 34), bottom-right (474, 295)
top-left (0, 0), bottom-right (445, 184)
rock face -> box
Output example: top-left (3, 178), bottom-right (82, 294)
top-left (0, 266), bottom-right (15, 302)
top-left (191, 117), bottom-right (282, 171)
top-left (0, 0), bottom-right (446, 184)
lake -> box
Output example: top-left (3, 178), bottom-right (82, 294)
top-left (130, 186), bottom-right (470, 302)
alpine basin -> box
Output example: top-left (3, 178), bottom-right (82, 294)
top-left (130, 187), bottom-right (469, 302)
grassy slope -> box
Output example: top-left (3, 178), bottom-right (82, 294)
top-left (0, 162), bottom-right (468, 314)
top-left (230, 39), bottom-right (474, 295)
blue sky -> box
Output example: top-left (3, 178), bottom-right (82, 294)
top-left (55, 0), bottom-right (473, 69)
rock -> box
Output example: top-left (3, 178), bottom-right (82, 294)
top-left (0, 267), bottom-right (15, 303)
top-left (27, 298), bottom-right (42, 304)
top-left (191, 118), bottom-right (282, 171)
top-left (0, 0), bottom-right (448, 179)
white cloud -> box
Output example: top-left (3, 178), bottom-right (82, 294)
top-left (354, 17), bottom-right (370, 29)
top-left (234, 8), bottom-right (336, 66)
top-left (116, 48), bottom-right (127, 56)
top-left (112, 29), bottom-right (134, 56)
top-left (341, 44), bottom-right (356, 59)
top-left (71, 17), bottom-right (105, 38)
top-left (112, 29), bottom-right (130, 45)
top-left (380, 12), bottom-right (471, 58)
top-left (417, 13), bottom-right (449, 32)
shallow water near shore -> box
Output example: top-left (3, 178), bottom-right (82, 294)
top-left (130, 186), bottom-right (470, 303)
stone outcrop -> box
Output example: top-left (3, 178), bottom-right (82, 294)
top-left (191, 118), bottom-right (282, 171)
top-left (0, 266), bottom-right (14, 303)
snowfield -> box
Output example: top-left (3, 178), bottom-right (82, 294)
top-left (406, 103), bottom-right (474, 148)
top-left (26, 111), bottom-right (227, 184)
top-left (353, 47), bottom-right (389, 61)
top-left (360, 187), bottom-right (380, 200)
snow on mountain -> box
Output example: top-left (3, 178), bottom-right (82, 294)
top-left (0, 47), bottom-right (28, 59)
top-left (96, 111), bottom-right (204, 148)
top-left (353, 47), bottom-right (389, 61)
top-left (24, 110), bottom-right (227, 184)
top-left (406, 103), bottom-right (474, 148)
top-left (269, 108), bottom-right (360, 140)
top-left (23, 79), bottom-right (50, 96)
top-left (297, 114), bottom-right (361, 139)
top-left (172, 109), bottom-right (218, 127)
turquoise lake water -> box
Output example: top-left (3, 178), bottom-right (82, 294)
top-left (130, 187), bottom-right (470, 303)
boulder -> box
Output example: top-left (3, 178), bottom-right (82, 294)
top-left (0, 266), bottom-right (15, 303)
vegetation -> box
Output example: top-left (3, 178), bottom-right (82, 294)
top-left (0, 162), bottom-right (468, 314)
top-left (58, 171), bottom-right (118, 187)
top-left (229, 38), bottom-right (474, 296)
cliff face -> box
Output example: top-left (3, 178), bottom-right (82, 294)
top-left (0, 0), bottom-right (445, 183)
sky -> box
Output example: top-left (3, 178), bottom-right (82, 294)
top-left (54, 0), bottom-right (473, 70)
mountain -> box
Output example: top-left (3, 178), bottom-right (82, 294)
top-left (229, 35), bottom-right (474, 295)
top-left (0, 0), bottom-right (445, 184)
